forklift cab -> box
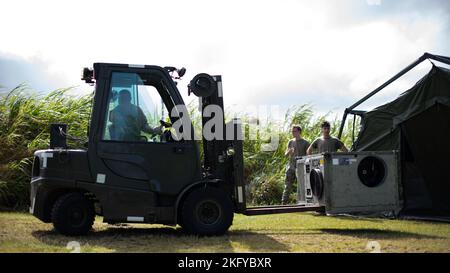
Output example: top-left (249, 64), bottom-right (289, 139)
top-left (87, 63), bottom-right (202, 195)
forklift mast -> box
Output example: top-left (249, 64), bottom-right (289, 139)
top-left (191, 74), bottom-right (246, 212)
top-left (198, 75), bottom-right (227, 178)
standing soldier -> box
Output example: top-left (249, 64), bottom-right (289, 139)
top-left (307, 121), bottom-right (348, 155)
top-left (282, 125), bottom-right (310, 205)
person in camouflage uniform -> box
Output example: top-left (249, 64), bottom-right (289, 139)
top-left (307, 121), bottom-right (348, 155)
top-left (282, 125), bottom-right (310, 205)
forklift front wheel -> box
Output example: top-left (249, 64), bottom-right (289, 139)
top-left (181, 187), bottom-right (233, 236)
top-left (51, 192), bottom-right (95, 236)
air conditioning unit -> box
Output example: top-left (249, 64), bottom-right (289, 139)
top-left (296, 151), bottom-right (402, 215)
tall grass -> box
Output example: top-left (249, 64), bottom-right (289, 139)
top-left (240, 105), bottom-right (357, 205)
top-left (0, 85), bottom-right (92, 209)
top-left (0, 85), bottom-right (356, 209)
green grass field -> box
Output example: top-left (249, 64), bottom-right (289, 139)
top-left (0, 212), bottom-right (449, 253)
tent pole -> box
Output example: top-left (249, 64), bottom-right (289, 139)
top-left (352, 114), bottom-right (356, 146)
top-left (347, 53), bottom-right (428, 111)
top-left (338, 110), bottom-right (348, 139)
top-left (338, 52), bottom-right (450, 140)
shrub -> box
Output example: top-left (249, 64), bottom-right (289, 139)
top-left (0, 85), bottom-right (92, 210)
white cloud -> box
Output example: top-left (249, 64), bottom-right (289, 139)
top-left (0, 0), bottom-right (448, 115)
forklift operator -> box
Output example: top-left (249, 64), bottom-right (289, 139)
top-left (108, 89), bottom-right (163, 141)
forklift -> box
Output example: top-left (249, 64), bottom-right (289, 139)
top-left (29, 63), bottom-right (322, 236)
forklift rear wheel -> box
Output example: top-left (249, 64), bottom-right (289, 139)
top-left (51, 192), bottom-right (95, 236)
top-left (181, 187), bottom-right (233, 236)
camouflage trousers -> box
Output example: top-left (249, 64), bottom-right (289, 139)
top-left (281, 168), bottom-right (296, 205)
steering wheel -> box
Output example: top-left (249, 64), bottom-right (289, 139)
top-left (159, 119), bottom-right (175, 142)
top-left (160, 119), bottom-right (172, 127)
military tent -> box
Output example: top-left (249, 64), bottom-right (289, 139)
top-left (339, 53), bottom-right (450, 216)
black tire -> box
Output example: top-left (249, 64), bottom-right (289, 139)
top-left (51, 192), bottom-right (95, 236)
top-left (181, 187), bottom-right (233, 236)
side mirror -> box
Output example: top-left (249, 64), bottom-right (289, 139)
top-left (81, 68), bottom-right (94, 84)
top-left (165, 66), bottom-right (186, 79)
top-left (178, 67), bottom-right (186, 78)
top-left (188, 73), bottom-right (216, 97)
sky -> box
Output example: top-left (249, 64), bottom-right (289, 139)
top-left (0, 0), bottom-right (449, 118)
